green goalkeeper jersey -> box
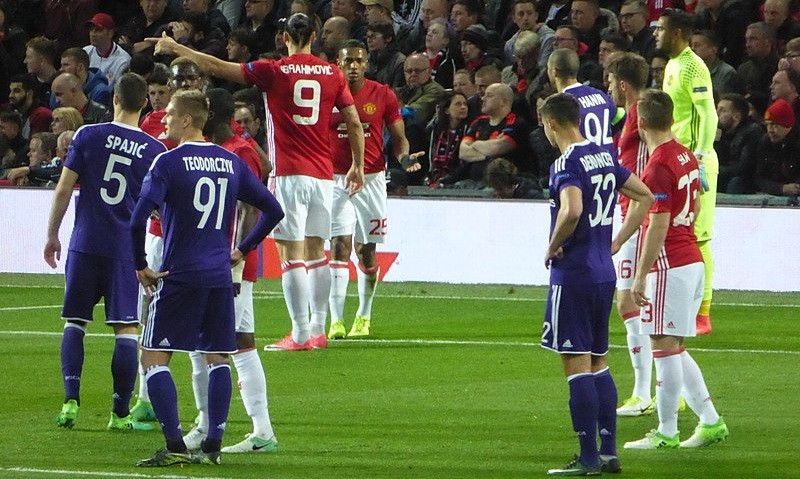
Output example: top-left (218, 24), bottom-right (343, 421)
top-left (663, 46), bottom-right (719, 173)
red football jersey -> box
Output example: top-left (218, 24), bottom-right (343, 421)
top-left (640, 139), bottom-right (703, 270)
top-left (330, 79), bottom-right (402, 175)
top-left (221, 135), bottom-right (263, 283)
top-left (241, 54), bottom-right (354, 179)
top-left (140, 109), bottom-right (178, 150)
top-left (617, 103), bottom-right (648, 218)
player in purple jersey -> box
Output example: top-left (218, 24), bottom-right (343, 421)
top-left (130, 90), bottom-right (284, 467)
top-left (539, 93), bottom-right (653, 476)
top-left (548, 48), bottom-right (620, 159)
top-left (44, 73), bottom-right (167, 432)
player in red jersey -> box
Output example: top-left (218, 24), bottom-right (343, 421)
top-left (607, 53), bottom-right (658, 417)
top-left (623, 90), bottom-right (728, 450)
top-left (148, 13), bottom-right (365, 352)
top-left (327, 40), bottom-right (423, 340)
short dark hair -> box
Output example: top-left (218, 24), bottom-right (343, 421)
top-left (607, 52), bottom-right (650, 90)
top-left (61, 47), bottom-right (90, 70)
top-left (638, 89), bottom-right (674, 130)
top-left (692, 29), bottom-right (721, 50)
top-left (286, 12), bottom-right (315, 47)
top-left (32, 131), bottom-right (58, 156)
top-left (651, 48), bottom-right (669, 63)
top-left (205, 88), bottom-right (235, 126)
top-left (115, 73), bottom-right (148, 112)
top-left (452, 0), bottom-right (482, 17)
top-left (540, 93), bottom-right (580, 127)
top-left (366, 22), bottom-right (395, 43)
top-left (228, 27), bottom-right (258, 56)
top-left (783, 67), bottom-right (800, 93)
top-left (485, 158), bottom-right (518, 189)
top-left (660, 8), bottom-right (695, 41)
top-left (147, 63), bottom-right (171, 86)
top-left (0, 109), bottom-right (23, 127)
top-left (511, 0), bottom-right (538, 15)
top-left (600, 30), bottom-right (631, 52)
top-left (719, 93), bottom-right (749, 119)
top-left (341, 39), bottom-right (368, 51)
top-left (26, 36), bottom-right (57, 64)
top-left (9, 74), bottom-right (38, 93)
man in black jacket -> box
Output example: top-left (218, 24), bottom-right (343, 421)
top-left (715, 93), bottom-right (763, 193)
top-left (755, 98), bottom-right (800, 196)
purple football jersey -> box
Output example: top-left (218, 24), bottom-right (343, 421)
top-left (562, 83), bottom-right (617, 159)
top-left (548, 140), bottom-right (631, 284)
top-left (64, 122), bottom-right (166, 259)
top-left (139, 141), bottom-right (272, 287)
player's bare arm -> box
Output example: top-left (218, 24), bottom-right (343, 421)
top-left (386, 119), bottom-right (425, 172)
top-left (612, 174), bottom-right (655, 254)
top-left (545, 186), bottom-right (583, 269)
top-left (44, 167), bottom-right (79, 268)
top-left (630, 212), bottom-right (670, 306)
top-left (340, 104), bottom-right (366, 195)
top-left (146, 33), bottom-right (246, 84)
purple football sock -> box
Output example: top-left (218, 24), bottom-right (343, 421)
top-left (111, 335), bottom-right (138, 417)
top-left (145, 365), bottom-right (184, 449)
top-left (61, 323), bottom-right (86, 404)
top-left (206, 362), bottom-right (232, 448)
top-left (568, 373), bottom-right (600, 467)
top-left (594, 368), bottom-right (618, 456)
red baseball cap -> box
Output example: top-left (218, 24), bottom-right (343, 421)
top-left (88, 13), bottom-right (115, 30)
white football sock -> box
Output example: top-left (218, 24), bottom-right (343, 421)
top-left (356, 263), bottom-right (379, 319)
top-left (654, 350), bottom-right (683, 437)
top-left (232, 349), bottom-right (275, 439)
top-left (189, 351), bottom-right (209, 431)
top-left (329, 261), bottom-right (349, 322)
top-left (281, 261), bottom-right (310, 344)
top-left (680, 350), bottom-right (720, 425)
top-left (307, 257), bottom-right (330, 336)
top-left (624, 316), bottom-right (652, 400)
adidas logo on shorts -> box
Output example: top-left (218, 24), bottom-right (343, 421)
top-left (159, 338), bottom-right (171, 347)
top-left (562, 339), bottom-right (573, 349)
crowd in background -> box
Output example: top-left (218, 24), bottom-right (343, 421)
top-left (0, 0), bottom-right (799, 198)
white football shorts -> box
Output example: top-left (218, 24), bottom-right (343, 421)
top-left (271, 175), bottom-right (333, 241)
top-left (615, 228), bottom-right (641, 291)
top-left (639, 262), bottom-right (704, 337)
top-left (331, 171), bottom-right (387, 244)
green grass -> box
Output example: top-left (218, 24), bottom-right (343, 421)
top-left (0, 273), bottom-right (798, 478)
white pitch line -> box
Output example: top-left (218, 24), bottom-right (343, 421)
top-left (0, 466), bottom-right (229, 479)
top-left (0, 329), bottom-right (797, 355)
top-left (0, 304), bottom-right (104, 312)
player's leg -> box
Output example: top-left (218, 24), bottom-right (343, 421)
top-left (328, 234), bottom-right (353, 339)
top-left (305, 177), bottom-right (335, 348)
top-left (695, 173), bottom-right (717, 335)
top-left (349, 172), bottom-right (387, 338)
top-left (267, 176), bottom-right (313, 351)
top-left (57, 251), bottom-right (101, 428)
top-left (352, 242), bottom-right (378, 337)
top-left (223, 280), bottom-right (278, 454)
top-left (132, 231), bottom-right (163, 422)
top-left (590, 282), bottom-right (620, 473)
top-left (183, 351), bottom-right (210, 450)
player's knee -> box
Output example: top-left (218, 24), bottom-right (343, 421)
top-left (355, 242), bottom-right (377, 268)
top-left (235, 333), bottom-right (256, 350)
top-left (330, 236), bottom-right (353, 261)
top-left (616, 290), bottom-right (637, 316)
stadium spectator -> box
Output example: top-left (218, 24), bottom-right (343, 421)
top-left (619, 0), bottom-right (656, 61)
top-left (484, 157), bottom-right (542, 199)
top-left (552, 25), bottom-right (604, 90)
top-left (8, 74), bottom-right (52, 139)
top-left (215, 0), bottom-right (247, 28)
top-left (569, 0), bottom-right (618, 62)
top-left (769, 68), bottom-right (800, 120)
top-left (0, 3), bottom-right (29, 105)
top-left (50, 107), bottom-right (84, 135)
top-left (395, 52), bottom-right (444, 125)
top-left (755, 98), bottom-right (800, 196)
top-left (0, 109), bottom-right (28, 176)
top-left (180, 0), bottom-right (230, 35)
top-left (778, 37), bottom-right (800, 73)
top-left (539, 0), bottom-right (572, 30)
top-left (452, 68), bottom-right (478, 97)
top-left (331, 0), bottom-right (368, 42)
top-left (427, 90), bottom-right (469, 185)
top-left (118, 0), bottom-right (176, 55)
top-left (501, 31), bottom-right (547, 107)
top-left (24, 36), bottom-right (59, 107)
top-left (6, 131), bottom-right (57, 186)
top-left (649, 48), bottom-right (668, 88)
top-left (400, 0), bottom-right (449, 54)
top-left (460, 24), bottom-right (502, 73)
top-left (59, 47), bottom-right (112, 107)
top-left (761, 0), bottom-right (800, 55)
top-left (598, 31), bottom-right (630, 69)
top-left (84, 13), bottom-right (132, 88)
top-left (6, 129), bottom-right (71, 186)
top-left (715, 93), bottom-right (763, 193)
top-left (364, 22), bottom-right (406, 88)
top-left (163, 13), bottom-right (228, 60)
top-left (50, 72), bottom-right (111, 125)
top-left (239, 0), bottom-right (279, 56)
top-left (226, 28), bottom-right (257, 63)
top-left (320, 16), bottom-right (351, 62)
top-left (44, 0), bottom-right (97, 52)
top-left (694, 0), bottom-right (752, 68)
top-left (422, 18), bottom-right (460, 89)
top-left (450, 0), bottom-right (481, 34)
top-left (234, 104), bottom-right (266, 147)
top-left (291, 0), bottom-right (323, 33)
top-left (690, 30), bottom-right (739, 99)
top-left (735, 22), bottom-right (779, 109)
top-left (504, 0), bottom-right (554, 71)
top-left (454, 83), bottom-right (532, 187)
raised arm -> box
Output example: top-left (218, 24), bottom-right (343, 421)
top-left (147, 33), bottom-right (246, 84)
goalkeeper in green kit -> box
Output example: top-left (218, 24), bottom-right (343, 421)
top-left (654, 8), bottom-right (717, 334)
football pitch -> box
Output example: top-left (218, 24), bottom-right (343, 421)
top-left (0, 272), bottom-right (798, 479)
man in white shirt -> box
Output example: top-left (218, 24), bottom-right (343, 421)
top-left (84, 13), bottom-right (131, 88)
